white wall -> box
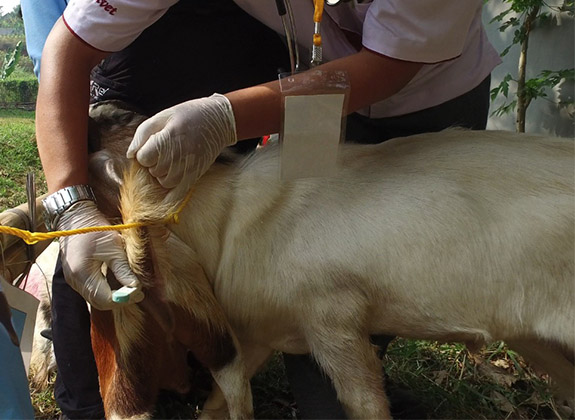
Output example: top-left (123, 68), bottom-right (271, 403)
top-left (483, 1), bottom-right (574, 138)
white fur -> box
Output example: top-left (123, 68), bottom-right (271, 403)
top-left (152, 129), bottom-right (574, 417)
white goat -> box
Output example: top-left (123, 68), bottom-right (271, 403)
top-left (122, 131), bottom-right (574, 418)
top-left (88, 102), bottom-right (574, 419)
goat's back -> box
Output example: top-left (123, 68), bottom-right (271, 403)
top-left (170, 130), bottom-right (574, 352)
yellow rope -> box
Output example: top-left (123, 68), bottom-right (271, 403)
top-left (0, 188), bottom-right (195, 245)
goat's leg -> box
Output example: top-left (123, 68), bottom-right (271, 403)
top-left (507, 339), bottom-right (575, 405)
top-left (201, 342), bottom-right (272, 419)
top-left (304, 324), bottom-right (391, 419)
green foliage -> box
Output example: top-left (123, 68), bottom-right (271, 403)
top-left (0, 35), bottom-right (27, 53)
top-left (490, 73), bottom-right (517, 116)
top-left (489, 0), bottom-right (574, 130)
top-left (0, 76), bottom-right (38, 104)
top-left (490, 0), bottom-right (543, 56)
top-left (0, 36), bottom-right (35, 77)
top-left (491, 68), bottom-right (575, 117)
top-left (0, 35), bottom-right (37, 103)
top-left (1, 40), bottom-right (23, 80)
top-left (0, 5), bottom-right (24, 35)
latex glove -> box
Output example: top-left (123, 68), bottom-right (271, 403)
top-left (127, 93), bottom-right (237, 203)
top-left (57, 200), bottom-right (144, 310)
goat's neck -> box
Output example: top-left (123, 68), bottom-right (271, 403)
top-left (168, 163), bottom-right (240, 283)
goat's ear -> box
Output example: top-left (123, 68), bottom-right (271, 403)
top-left (89, 150), bottom-right (127, 218)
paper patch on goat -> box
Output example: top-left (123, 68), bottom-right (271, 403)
top-left (280, 94), bottom-right (345, 181)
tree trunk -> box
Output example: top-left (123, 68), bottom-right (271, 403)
top-left (516, 5), bottom-right (541, 132)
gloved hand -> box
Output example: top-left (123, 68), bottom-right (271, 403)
top-left (57, 200), bottom-right (144, 310)
top-left (127, 93), bottom-right (237, 203)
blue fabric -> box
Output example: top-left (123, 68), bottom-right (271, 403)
top-left (0, 313), bottom-right (35, 419)
top-left (20, 0), bottom-right (68, 79)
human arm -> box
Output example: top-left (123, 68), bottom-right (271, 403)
top-left (227, 47), bottom-right (423, 141)
top-left (36, 18), bottom-right (141, 309)
top-left (36, 17), bottom-right (105, 191)
top-left (128, 47), bottom-right (422, 200)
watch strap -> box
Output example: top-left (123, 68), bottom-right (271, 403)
top-left (42, 185), bottom-right (97, 231)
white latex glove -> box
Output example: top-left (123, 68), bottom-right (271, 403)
top-left (127, 93), bottom-right (237, 203)
top-left (57, 200), bottom-right (144, 310)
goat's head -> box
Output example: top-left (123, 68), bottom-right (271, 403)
top-left (87, 100), bottom-right (148, 219)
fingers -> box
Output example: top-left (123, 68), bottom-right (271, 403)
top-left (152, 158), bottom-right (184, 189)
top-left (76, 260), bottom-right (143, 310)
top-left (82, 272), bottom-right (115, 311)
top-left (127, 112), bottom-right (169, 159)
top-left (140, 130), bottom-right (172, 177)
top-left (136, 130), bottom-right (186, 189)
top-left (108, 257), bottom-right (140, 289)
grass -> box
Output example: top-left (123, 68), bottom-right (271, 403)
top-left (0, 108), bottom-right (46, 211)
top-left (0, 110), bottom-right (565, 419)
top-left (29, 340), bottom-right (564, 420)
top-left (29, 372), bottom-right (61, 420)
top-left (384, 339), bottom-right (562, 419)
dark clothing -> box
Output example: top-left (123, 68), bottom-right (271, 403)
top-left (52, 1), bottom-right (288, 418)
top-left (345, 75), bottom-right (491, 144)
top-left (90, 0), bottom-right (290, 115)
top-left (283, 75), bottom-right (492, 419)
top-left (52, 256), bottom-right (105, 419)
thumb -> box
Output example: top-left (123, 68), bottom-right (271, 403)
top-left (108, 257), bottom-right (141, 289)
top-left (82, 272), bottom-right (115, 311)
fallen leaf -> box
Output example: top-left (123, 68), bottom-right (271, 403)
top-left (492, 358), bottom-right (511, 370)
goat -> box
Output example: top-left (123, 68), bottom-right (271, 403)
top-left (87, 100), bottom-right (574, 419)
top-left (87, 102), bottom-right (252, 419)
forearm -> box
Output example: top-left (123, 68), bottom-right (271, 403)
top-left (226, 48), bottom-right (423, 141)
top-left (35, 18), bottom-right (107, 193)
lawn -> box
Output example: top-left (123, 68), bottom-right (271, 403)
top-left (0, 110), bottom-right (566, 419)
top-left (0, 108), bottom-right (46, 211)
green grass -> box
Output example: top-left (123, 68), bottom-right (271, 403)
top-left (0, 108), bottom-right (46, 211)
top-left (29, 372), bottom-right (61, 420)
top-left (384, 339), bottom-right (561, 419)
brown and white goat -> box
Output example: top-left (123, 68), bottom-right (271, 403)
top-left (87, 102), bottom-right (252, 419)
top-left (88, 101), bottom-right (574, 419)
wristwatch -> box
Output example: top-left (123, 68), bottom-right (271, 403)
top-left (42, 185), bottom-right (97, 231)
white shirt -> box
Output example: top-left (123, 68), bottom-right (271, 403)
top-left (63, 0), bottom-right (501, 118)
